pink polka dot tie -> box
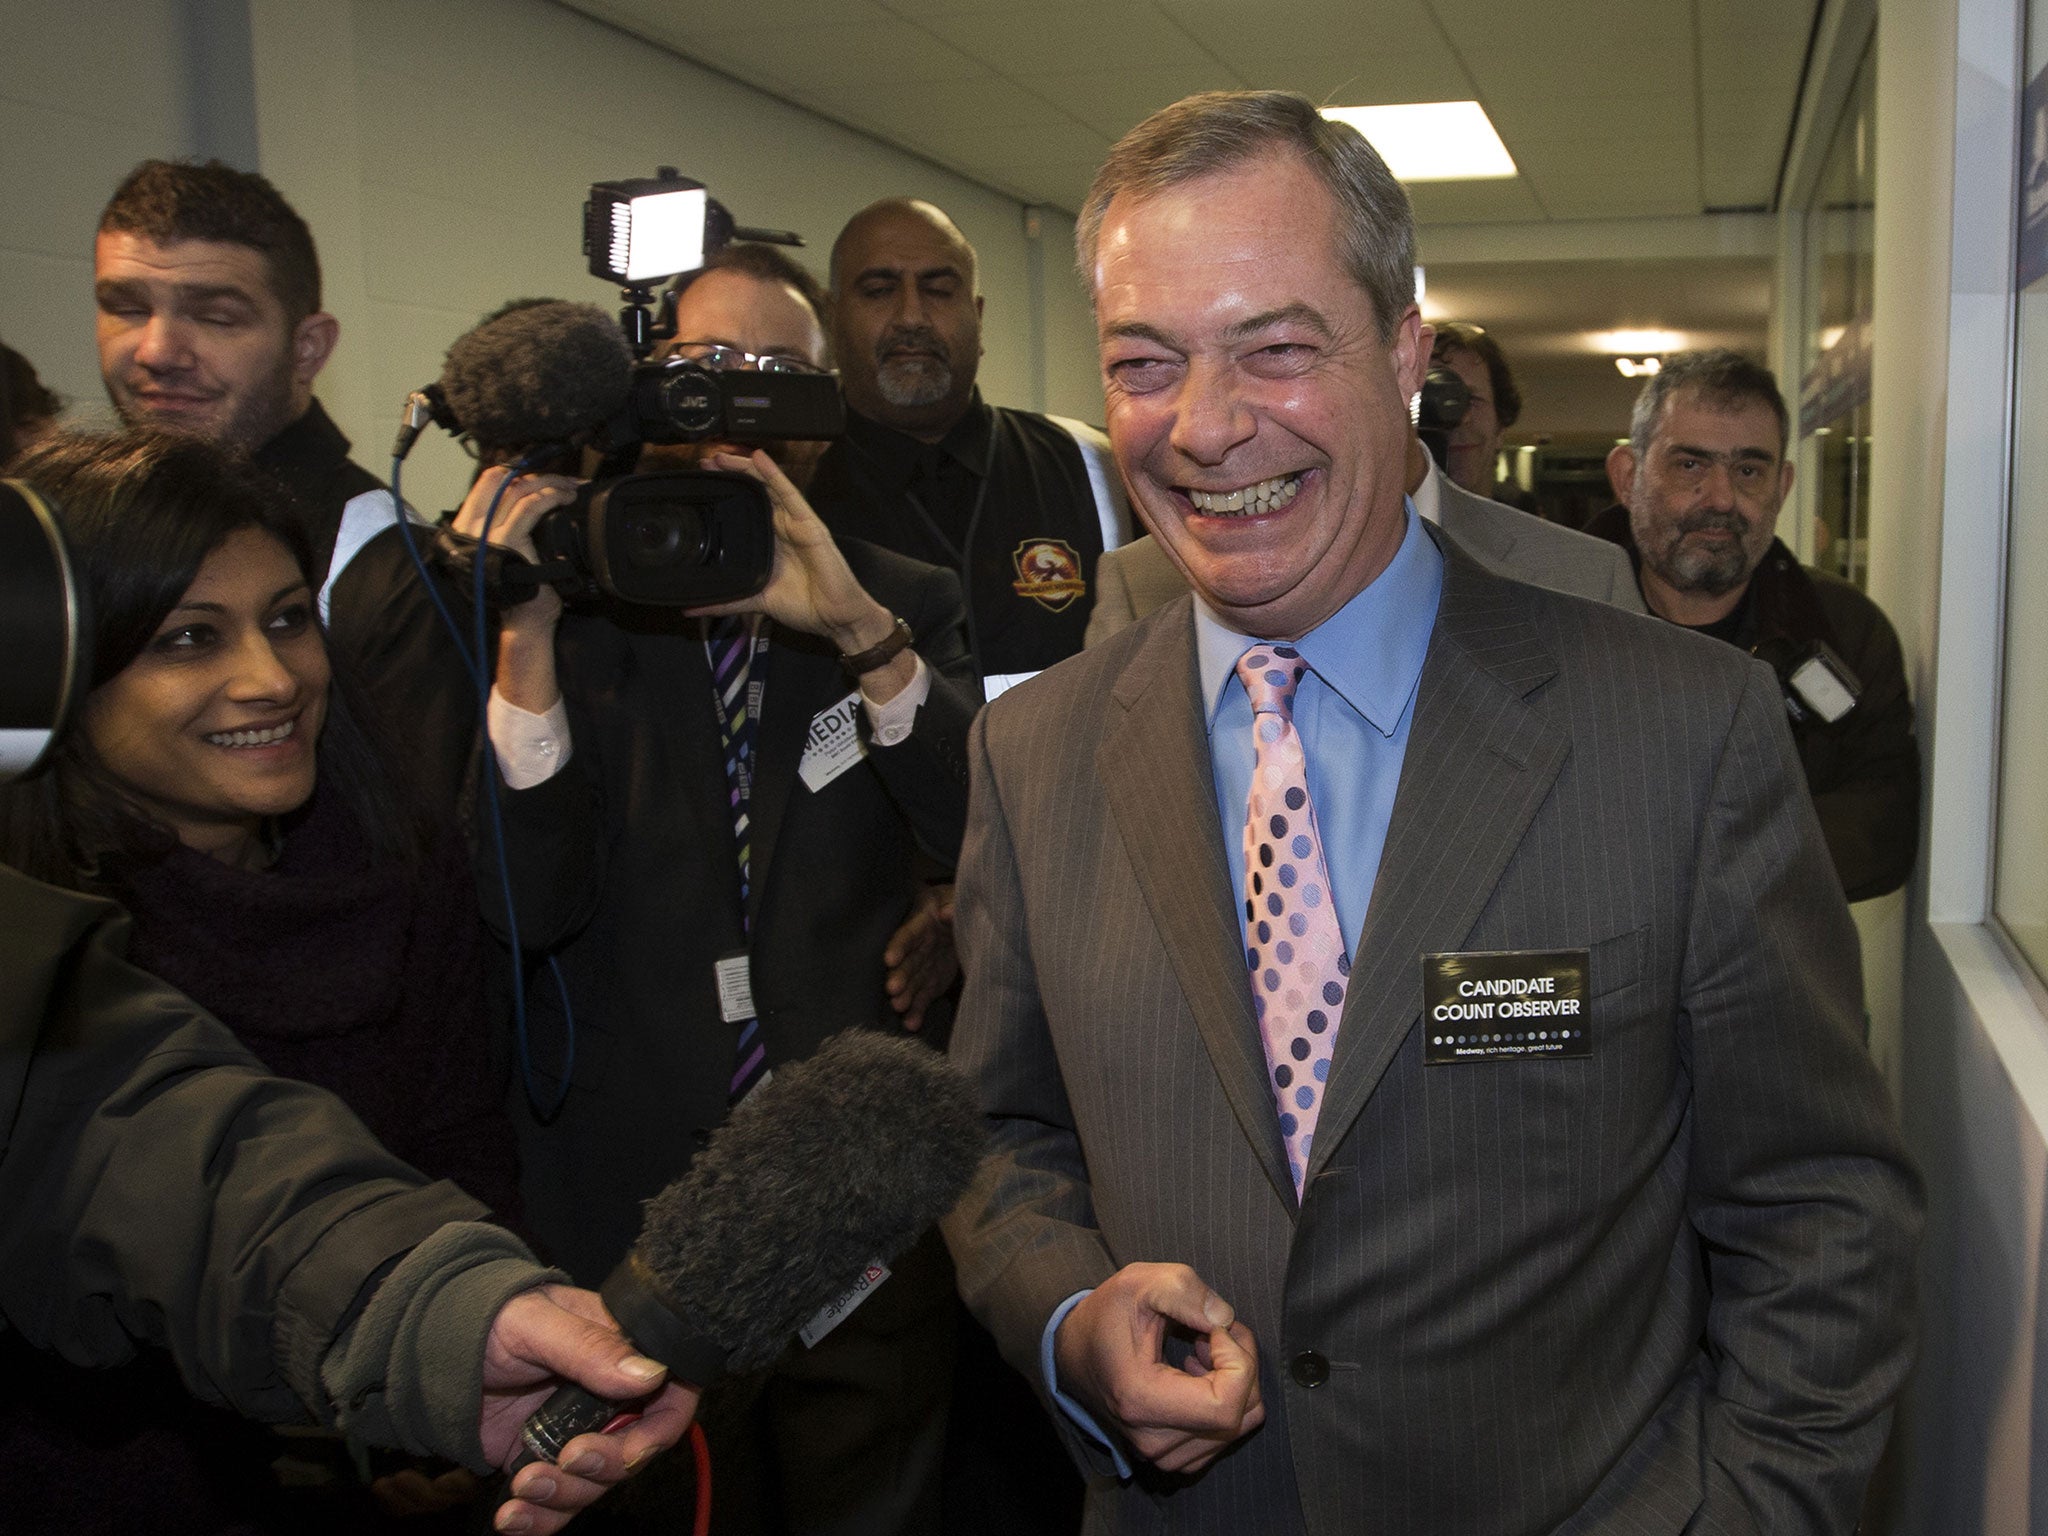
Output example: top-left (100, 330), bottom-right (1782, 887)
top-left (1236, 644), bottom-right (1349, 1194)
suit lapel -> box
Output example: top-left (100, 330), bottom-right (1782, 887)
top-left (1305, 540), bottom-right (1571, 1183)
top-left (1100, 602), bottom-right (1296, 1209)
top-left (1435, 478), bottom-right (1516, 571)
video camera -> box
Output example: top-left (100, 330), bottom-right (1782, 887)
top-left (410, 170), bottom-right (843, 609)
top-left (1415, 365), bottom-right (1470, 475)
top-left (0, 480), bottom-right (87, 783)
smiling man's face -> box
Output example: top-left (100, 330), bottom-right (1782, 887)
top-left (95, 231), bottom-right (329, 450)
top-left (1092, 149), bottom-right (1425, 640)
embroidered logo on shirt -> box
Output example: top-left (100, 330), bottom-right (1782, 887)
top-left (1010, 538), bottom-right (1087, 611)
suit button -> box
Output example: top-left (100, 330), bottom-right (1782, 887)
top-left (1290, 1351), bottom-right (1329, 1388)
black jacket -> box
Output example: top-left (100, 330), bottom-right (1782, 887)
top-left (1586, 506), bottom-right (1920, 900)
top-left (0, 867), bottom-right (549, 1457)
top-left (478, 539), bottom-right (978, 1282)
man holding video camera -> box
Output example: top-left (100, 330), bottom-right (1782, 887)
top-left (452, 243), bottom-right (976, 1535)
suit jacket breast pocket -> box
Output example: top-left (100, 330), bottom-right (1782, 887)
top-left (1588, 924), bottom-right (1649, 1002)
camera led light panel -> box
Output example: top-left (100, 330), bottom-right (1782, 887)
top-left (586, 179), bottom-right (710, 285)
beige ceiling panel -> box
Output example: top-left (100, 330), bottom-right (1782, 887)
top-left (1243, 53), bottom-right (1481, 108)
top-left (683, 17), bottom-right (986, 98)
top-left (922, 5), bottom-right (1223, 76)
top-left (1699, 134), bottom-right (1784, 207)
top-left (936, 117), bottom-right (1113, 166)
top-left (1422, 257), bottom-right (1771, 335)
top-left (1698, 35), bottom-right (1807, 100)
top-left (1537, 179), bottom-right (1705, 220)
top-left (1694, 0), bottom-right (1819, 41)
top-left (570, 0), bottom-right (887, 43)
top-left (806, 71), bottom-right (1063, 138)
top-left (1698, 88), bottom-right (1779, 140)
top-left (1459, 46), bottom-right (1693, 106)
top-left (1163, 0), bottom-right (1453, 67)
top-left (1484, 92), bottom-right (1693, 146)
top-left (1406, 178), bottom-right (1549, 225)
top-left (1010, 65), bottom-right (1243, 141)
top-left (962, 158), bottom-right (1110, 211)
top-left (881, 0), bottom-right (1158, 15)
top-left (1427, 0), bottom-right (1690, 55)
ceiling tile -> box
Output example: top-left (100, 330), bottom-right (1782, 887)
top-left (684, 18), bottom-right (985, 97)
top-left (1459, 46), bottom-right (1693, 105)
top-left (807, 71), bottom-right (1061, 137)
top-left (927, 117), bottom-right (1113, 166)
top-left (1164, 0), bottom-right (1451, 72)
top-left (579, 0), bottom-right (900, 42)
top-left (1009, 65), bottom-right (1240, 140)
top-left (1427, 0), bottom-right (1691, 54)
top-left (1406, 178), bottom-right (1549, 225)
top-left (1241, 52), bottom-right (1480, 108)
top-left (1534, 178), bottom-right (1704, 220)
top-left (922, 6), bottom-right (1222, 76)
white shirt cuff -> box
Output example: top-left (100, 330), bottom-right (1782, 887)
top-left (861, 653), bottom-right (930, 747)
top-left (1042, 1289), bottom-right (1133, 1479)
top-left (487, 690), bottom-right (572, 789)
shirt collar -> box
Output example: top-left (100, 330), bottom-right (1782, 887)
top-left (1411, 460), bottom-right (1442, 524)
top-left (843, 389), bottom-right (993, 489)
top-left (1194, 499), bottom-right (1443, 739)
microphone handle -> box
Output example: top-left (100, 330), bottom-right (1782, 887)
top-left (510, 1384), bottom-right (625, 1473)
top-left (508, 1254), bottom-right (729, 1474)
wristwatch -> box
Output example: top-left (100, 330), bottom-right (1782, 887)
top-left (839, 615), bottom-right (914, 676)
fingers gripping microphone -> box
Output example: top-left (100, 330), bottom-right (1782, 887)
top-left (513, 1030), bottom-right (988, 1469)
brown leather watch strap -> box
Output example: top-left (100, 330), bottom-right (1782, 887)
top-left (839, 615), bottom-right (915, 676)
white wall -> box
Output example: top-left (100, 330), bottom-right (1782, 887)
top-left (1861, 0), bottom-right (2048, 1525)
top-left (2, 0), bottom-right (1106, 515)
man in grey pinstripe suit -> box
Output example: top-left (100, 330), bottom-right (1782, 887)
top-left (940, 91), bottom-right (1920, 1536)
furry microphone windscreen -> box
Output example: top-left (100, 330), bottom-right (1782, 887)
top-left (437, 299), bottom-right (633, 455)
top-left (634, 1029), bottom-right (988, 1373)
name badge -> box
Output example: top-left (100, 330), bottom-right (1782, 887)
top-left (798, 692), bottom-right (868, 793)
top-left (715, 952), bottom-right (756, 1024)
top-left (1422, 948), bottom-right (1590, 1064)
top-left (798, 1257), bottom-right (892, 1348)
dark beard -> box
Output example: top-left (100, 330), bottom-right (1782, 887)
top-left (1652, 510), bottom-right (1755, 596)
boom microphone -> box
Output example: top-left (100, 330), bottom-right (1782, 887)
top-left (436, 299), bottom-right (634, 458)
top-left (512, 1029), bottom-right (988, 1469)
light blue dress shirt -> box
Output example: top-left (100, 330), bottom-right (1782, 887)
top-left (1041, 502), bottom-right (1444, 1470)
top-left (1196, 500), bottom-right (1444, 949)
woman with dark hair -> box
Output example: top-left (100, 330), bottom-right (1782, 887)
top-left (0, 339), bottom-right (64, 467)
top-left (0, 427), bottom-right (519, 1534)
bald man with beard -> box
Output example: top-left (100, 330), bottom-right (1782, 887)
top-left (806, 198), bottom-right (1130, 696)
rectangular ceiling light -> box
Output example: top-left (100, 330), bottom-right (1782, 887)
top-left (1321, 102), bottom-right (1516, 181)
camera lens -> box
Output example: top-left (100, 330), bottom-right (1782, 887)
top-left (652, 360), bottom-right (723, 439)
top-left (622, 506), bottom-right (708, 569)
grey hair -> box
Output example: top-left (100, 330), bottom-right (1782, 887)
top-left (1075, 90), bottom-right (1416, 338)
top-left (1628, 349), bottom-right (1789, 455)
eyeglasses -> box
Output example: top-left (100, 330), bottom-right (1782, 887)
top-left (669, 341), bottom-right (826, 376)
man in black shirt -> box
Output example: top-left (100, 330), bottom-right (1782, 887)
top-left (94, 160), bottom-right (397, 602)
top-left (808, 198), bottom-right (1129, 694)
top-left (1590, 349), bottom-right (1919, 901)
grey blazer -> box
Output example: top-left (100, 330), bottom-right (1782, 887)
top-left (1083, 467), bottom-right (1643, 647)
top-left (943, 530), bottom-right (1919, 1536)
